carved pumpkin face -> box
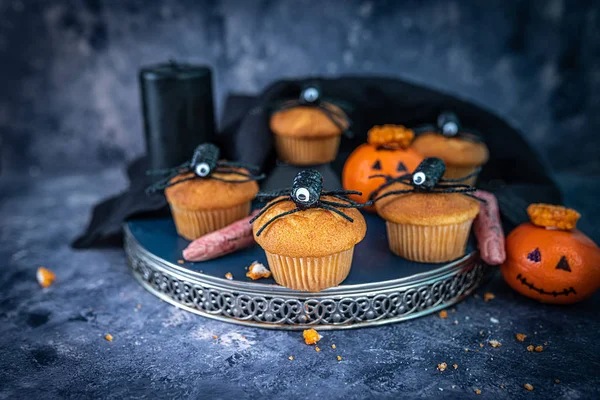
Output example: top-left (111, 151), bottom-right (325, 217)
top-left (342, 125), bottom-right (424, 211)
top-left (501, 223), bottom-right (600, 304)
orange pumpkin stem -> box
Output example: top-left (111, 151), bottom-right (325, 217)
top-left (367, 125), bottom-right (415, 149)
top-left (527, 203), bottom-right (581, 231)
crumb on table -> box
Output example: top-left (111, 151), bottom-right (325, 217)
top-left (303, 328), bottom-right (322, 345)
top-left (245, 261), bottom-right (272, 280)
top-left (516, 333), bottom-right (527, 342)
top-left (475, 389), bottom-right (481, 395)
top-left (453, 364), bottom-right (458, 369)
top-left (315, 346), bottom-right (321, 352)
top-left (36, 267), bottom-right (56, 288)
top-left (483, 292), bottom-right (495, 302)
top-left (225, 272), bottom-right (233, 280)
top-left (489, 340), bottom-right (502, 348)
top-left (438, 310), bottom-right (448, 319)
top-left (535, 345), bottom-right (543, 352)
top-left (527, 345), bottom-right (534, 352)
top-left (555, 379), bottom-right (560, 384)
top-left (479, 343), bottom-right (484, 348)
top-left (336, 355), bottom-right (342, 361)
top-left (288, 356), bottom-right (294, 361)
top-left (524, 383), bottom-right (534, 391)
top-left (104, 334), bottom-right (113, 342)
top-left (331, 344), bottom-right (336, 349)
top-left (213, 335), bottom-right (218, 339)
top-left (437, 362), bottom-right (447, 371)
top-left (177, 259), bottom-right (184, 264)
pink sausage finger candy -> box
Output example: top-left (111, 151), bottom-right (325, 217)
top-left (473, 190), bottom-right (506, 265)
top-left (183, 210), bottom-right (260, 262)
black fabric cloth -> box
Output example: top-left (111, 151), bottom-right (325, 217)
top-left (72, 76), bottom-right (562, 248)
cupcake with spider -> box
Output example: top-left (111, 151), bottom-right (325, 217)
top-left (147, 143), bottom-right (264, 240)
top-left (371, 157), bottom-right (484, 263)
top-left (412, 112), bottom-right (489, 185)
top-left (250, 169), bottom-right (367, 291)
top-left (270, 85), bottom-right (352, 165)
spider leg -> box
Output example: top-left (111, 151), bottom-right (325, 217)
top-left (429, 188), bottom-right (488, 204)
top-left (462, 193), bottom-right (488, 204)
top-left (255, 208), bottom-right (301, 237)
top-left (146, 162), bottom-right (191, 176)
top-left (318, 203), bottom-right (354, 222)
top-left (435, 183), bottom-right (473, 189)
top-left (146, 175), bottom-right (198, 194)
top-left (368, 175), bottom-right (413, 200)
top-left (328, 194), bottom-right (362, 205)
top-left (248, 198), bottom-right (291, 224)
top-left (439, 168), bottom-right (481, 183)
top-left (322, 189), bottom-right (362, 196)
top-left (213, 167), bottom-right (266, 181)
top-left (317, 104), bottom-right (352, 137)
top-left (320, 199), bottom-right (366, 209)
top-left (256, 189), bottom-right (292, 199)
top-left (371, 189), bottom-right (415, 202)
top-left (217, 161), bottom-right (261, 174)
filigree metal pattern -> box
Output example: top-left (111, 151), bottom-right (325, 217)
top-left (125, 228), bottom-right (488, 330)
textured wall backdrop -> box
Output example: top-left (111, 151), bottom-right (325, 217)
top-left (0, 0), bottom-right (598, 174)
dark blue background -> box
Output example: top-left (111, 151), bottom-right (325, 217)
top-left (0, 0), bottom-right (599, 175)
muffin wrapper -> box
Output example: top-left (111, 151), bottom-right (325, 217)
top-left (265, 247), bottom-right (354, 292)
top-left (386, 220), bottom-right (474, 263)
top-left (443, 165), bottom-right (479, 186)
top-left (169, 202), bottom-right (251, 240)
top-left (274, 135), bottom-right (341, 165)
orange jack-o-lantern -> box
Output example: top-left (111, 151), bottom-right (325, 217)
top-left (342, 125), bottom-right (424, 211)
top-left (501, 204), bottom-right (600, 304)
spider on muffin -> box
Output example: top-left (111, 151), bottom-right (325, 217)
top-left (369, 157), bottom-right (486, 203)
top-left (250, 169), bottom-right (368, 237)
top-left (146, 143), bottom-right (264, 193)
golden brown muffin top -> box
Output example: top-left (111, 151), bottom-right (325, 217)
top-left (269, 103), bottom-right (349, 138)
top-left (165, 170), bottom-right (259, 210)
top-left (253, 196), bottom-right (367, 257)
top-left (412, 132), bottom-right (489, 167)
top-left (375, 182), bottom-right (480, 225)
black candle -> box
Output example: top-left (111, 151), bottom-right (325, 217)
top-left (139, 61), bottom-right (216, 170)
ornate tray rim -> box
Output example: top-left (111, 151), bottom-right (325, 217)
top-left (124, 224), bottom-right (490, 330)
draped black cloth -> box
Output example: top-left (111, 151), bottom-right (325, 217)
top-left (72, 77), bottom-right (561, 248)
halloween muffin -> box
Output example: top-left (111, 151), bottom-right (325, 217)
top-left (270, 87), bottom-right (350, 165)
top-left (412, 113), bottom-right (488, 185)
top-left (251, 170), bottom-right (367, 291)
top-left (147, 143), bottom-right (262, 240)
top-left (165, 172), bottom-right (259, 240)
top-left (342, 125), bottom-right (424, 211)
top-left (373, 158), bottom-right (481, 263)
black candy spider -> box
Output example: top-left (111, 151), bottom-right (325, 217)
top-left (250, 169), bottom-right (365, 237)
top-left (146, 143), bottom-right (264, 193)
top-left (414, 111), bottom-right (483, 143)
top-left (369, 157), bottom-right (486, 203)
top-left (275, 85), bottom-right (353, 138)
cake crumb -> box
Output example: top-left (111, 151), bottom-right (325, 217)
top-left (453, 364), bottom-right (458, 369)
top-left (484, 292), bottom-right (495, 302)
top-left (336, 355), bottom-right (342, 361)
top-left (439, 310), bottom-right (448, 319)
top-left (177, 259), bottom-right (184, 264)
top-left (527, 345), bottom-right (534, 352)
top-left (104, 334), bottom-right (113, 342)
top-left (437, 362), bottom-right (447, 371)
top-left (315, 346), bottom-right (321, 352)
top-left (36, 267), bottom-right (56, 288)
top-left (464, 349), bottom-right (469, 352)
top-left (524, 383), bottom-right (534, 391)
top-left (331, 344), bottom-right (336, 349)
top-left (479, 343), bottom-right (484, 348)
top-left (489, 340), bottom-right (502, 348)
top-left (288, 356), bottom-right (294, 361)
top-left (516, 333), bottom-right (527, 342)
top-left (303, 328), bottom-right (322, 345)
top-left (225, 272), bottom-right (233, 280)
top-left (213, 335), bottom-right (218, 339)
top-left (544, 341), bottom-right (548, 346)
top-left (500, 385), bottom-right (505, 389)
top-left (555, 379), bottom-right (560, 384)
top-left (535, 345), bottom-right (543, 352)
top-left (136, 304), bottom-right (142, 309)
top-left (454, 320), bottom-right (459, 325)
top-left (451, 308), bottom-right (456, 313)
top-left (245, 261), bottom-right (272, 280)
top-left (479, 330), bottom-right (484, 335)
top-left (475, 389), bottom-right (481, 395)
